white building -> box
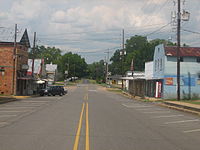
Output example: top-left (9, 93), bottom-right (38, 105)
top-left (145, 44), bottom-right (200, 99)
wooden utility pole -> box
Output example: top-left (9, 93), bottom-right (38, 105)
top-left (12, 24), bottom-right (17, 95)
top-left (105, 49), bottom-right (110, 84)
top-left (122, 29), bottom-right (125, 90)
top-left (177, 0), bottom-right (181, 100)
top-left (32, 32), bottom-right (36, 77)
top-left (73, 64), bottom-right (76, 81)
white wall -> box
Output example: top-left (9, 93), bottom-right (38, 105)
top-left (165, 56), bottom-right (200, 76)
top-left (145, 61), bottom-right (153, 79)
top-left (153, 44), bottom-right (165, 79)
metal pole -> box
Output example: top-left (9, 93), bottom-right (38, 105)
top-left (32, 32), bottom-right (36, 77)
top-left (177, 0), bottom-right (181, 100)
top-left (105, 49), bottom-right (109, 84)
top-left (122, 29), bottom-right (125, 90)
top-left (12, 24), bottom-right (17, 95)
top-left (74, 64), bottom-right (75, 81)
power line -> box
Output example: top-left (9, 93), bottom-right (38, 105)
top-left (75, 46), bottom-right (120, 54)
top-left (142, 0), bottom-right (171, 26)
top-left (38, 23), bottom-right (173, 38)
top-left (145, 22), bottom-right (171, 36)
top-left (182, 29), bottom-right (200, 35)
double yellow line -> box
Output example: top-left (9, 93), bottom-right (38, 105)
top-left (73, 95), bottom-right (90, 150)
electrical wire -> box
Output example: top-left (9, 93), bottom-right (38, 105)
top-left (182, 29), bottom-right (200, 35)
top-left (145, 22), bottom-right (171, 36)
top-left (142, 0), bottom-right (171, 26)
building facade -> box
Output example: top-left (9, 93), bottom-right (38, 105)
top-left (0, 29), bottom-right (31, 95)
top-left (46, 63), bottom-right (58, 85)
top-left (146, 44), bottom-right (200, 99)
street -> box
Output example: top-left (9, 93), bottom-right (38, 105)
top-left (0, 84), bottom-right (200, 150)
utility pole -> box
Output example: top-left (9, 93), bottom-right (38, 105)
top-left (105, 49), bottom-right (110, 84)
top-left (104, 56), bottom-right (107, 83)
top-left (177, 0), bottom-right (181, 100)
top-left (73, 64), bottom-right (75, 82)
top-left (12, 24), bottom-right (17, 95)
top-left (32, 32), bottom-right (36, 77)
top-left (121, 29), bottom-right (125, 90)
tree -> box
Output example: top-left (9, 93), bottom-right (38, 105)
top-left (29, 46), bottom-right (88, 80)
top-left (88, 60), bottom-right (105, 83)
top-left (59, 52), bottom-right (88, 80)
top-left (109, 49), bottom-right (122, 75)
top-left (110, 36), bottom-right (176, 73)
top-left (29, 46), bottom-right (61, 64)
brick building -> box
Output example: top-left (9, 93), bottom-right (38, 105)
top-left (0, 29), bottom-right (31, 95)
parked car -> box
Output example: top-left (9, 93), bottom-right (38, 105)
top-left (39, 87), bottom-right (50, 96)
top-left (39, 86), bottom-right (67, 96)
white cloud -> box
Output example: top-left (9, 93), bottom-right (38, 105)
top-left (10, 0), bottom-right (45, 20)
top-left (51, 4), bottom-right (166, 32)
top-left (1, 0), bottom-right (200, 63)
top-left (0, 12), bottom-right (8, 20)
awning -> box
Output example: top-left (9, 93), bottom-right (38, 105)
top-left (36, 80), bottom-right (45, 84)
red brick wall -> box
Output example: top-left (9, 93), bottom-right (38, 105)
top-left (0, 44), bottom-right (29, 95)
top-left (0, 46), bottom-right (14, 95)
top-left (16, 45), bottom-right (28, 71)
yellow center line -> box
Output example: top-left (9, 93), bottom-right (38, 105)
top-left (85, 102), bottom-right (90, 150)
top-left (73, 103), bottom-right (85, 150)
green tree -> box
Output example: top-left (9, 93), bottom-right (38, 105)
top-left (29, 46), bottom-right (61, 64)
top-left (59, 52), bottom-right (88, 80)
top-left (29, 46), bottom-right (88, 80)
top-left (88, 60), bottom-right (105, 83)
top-left (110, 36), bottom-right (176, 73)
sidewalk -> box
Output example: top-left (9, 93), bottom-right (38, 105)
top-left (162, 101), bottom-right (200, 115)
top-left (119, 90), bottom-right (200, 115)
top-left (0, 96), bottom-right (17, 104)
top-left (0, 95), bottom-right (33, 104)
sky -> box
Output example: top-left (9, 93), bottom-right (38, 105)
top-left (0, 0), bottom-right (200, 64)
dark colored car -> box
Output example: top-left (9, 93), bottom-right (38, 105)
top-left (40, 86), bottom-right (67, 96)
top-left (39, 87), bottom-right (50, 96)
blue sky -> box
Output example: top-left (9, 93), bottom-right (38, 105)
top-left (0, 0), bottom-right (200, 64)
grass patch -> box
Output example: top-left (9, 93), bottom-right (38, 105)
top-left (141, 99), bottom-right (151, 102)
top-left (184, 101), bottom-right (200, 105)
top-left (98, 83), bottom-right (107, 87)
top-left (88, 80), bottom-right (96, 84)
top-left (107, 88), bottom-right (122, 93)
top-left (167, 99), bottom-right (200, 105)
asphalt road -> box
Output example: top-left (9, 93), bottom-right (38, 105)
top-left (0, 84), bottom-right (200, 150)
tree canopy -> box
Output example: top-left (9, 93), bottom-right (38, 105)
top-left (29, 46), bottom-right (88, 80)
top-left (28, 36), bottom-right (176, 82)
top-left (109, 35), bottom-right (175, 74)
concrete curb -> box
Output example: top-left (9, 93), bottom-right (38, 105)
top-left (105, 86), bottom-right (200, 115)
top-left (120, 90), bottom-right (200, 115)
top-left (0, 95), bottom-right (40, 105)
top-left (162, 101), bottom-right (200, 114)
top-left (0, 98), bottom-right (18, 104)
top-left (158, 103), bottom-right (200, 116)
